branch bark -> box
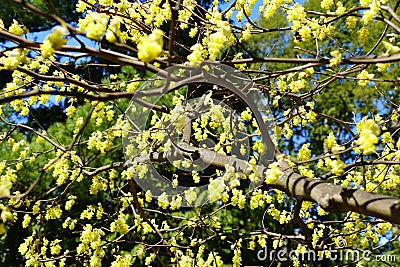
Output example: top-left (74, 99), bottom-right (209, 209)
top-left (136, 143), bottom-right (400, 224)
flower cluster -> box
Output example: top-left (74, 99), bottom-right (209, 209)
top-left (297, 143), bottom-right (311, 161)
top-left (187, 44), bottom-right (204, 65)
top-left (357, 70), bottom-right (374, 87)
top-left (41, 26), bottom-right (68, 58)
top-left (202, 9), bottom-right (234, 60)
top-left (178, 0), bottom-right (196, 29)
top-left (355, 118), bottom-right (380, 155)
top-left (329, 50), bottom-right (342, 68)
top-left (137, 29), bottom-right (164, 63)
top-left (8, 19), bottom-right (27, 35)
top-left (0, 49), bottom-right (27, 70)
top-left (260, 0), bottom-right (285, 20)
top-left (78, 12), bottom-right (109, 41)
top-left (264, 162), bottom-right (283, 185)
top-left (361, 1), bottom-right (380, 25)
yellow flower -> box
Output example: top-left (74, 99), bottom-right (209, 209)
top-left (265, 162), bottom-right (283, 185)
top-left (170, 195), bottom-right (182, 210)
top-left (110, 215), bottom-right (129, 234)
top-left (335, 2), bottom-right (346, 15)
top-left (298, 165), bottom-right (314, 178)
top-left (65, 195), bottom-right (77, 211)
top-left (232, 248), bottom-right (241, 267)
top-left (99, 0), bottom-right (113, 6)
top-left (106, 17), bottom-right (122, 43)
top-left (346, 17), bottom-right (358, 29)
top-left (241, 23), bottom-right (251, 41)
top-left (324, 132), bottom-right (338, 150)
top-left (320, 0), bottom-right (334, 10)
top-left (328, 159), bottom-right (346, 176)
top-left (360, 0), bottom-right (371, 7)
top-left (240, 107), bottom-right (252, 121)
top-left (329, 50), bottom-right (342, 68)
top-left (65, 105), bottom-right (76, 118)
top-left (358, 27), bottom-right (369, 43)
top-left (357, 70), bottom-right (374, 87)
top-left (298, 143), bottom-right (311, 161)
top-left (0, 182), bottom-right (11, 197)
top-left (355, 118), bottom-right (380, 155)
top-left (187, 44), bottom-right (204, 64)
top-left (145, 190), bottom-right (153, 202)
top-left (9, 20), bottom-right (26, 36)
top-left (50, 239), bottom-right (62, 255)
top-left (361, 8), bottom-right (377, 25)
top-left (208, 178), bottom-right (226, 202)
top-left (22, 214), bottom-right (31, 228)
top-left (184, 188), bottom-right (197, 205)
top-left (86, 13), bottom-right (108, 41)
top-left (1, 49), bottom-right (26, 70)
top-left (46, 26), bottom-right (68, 50)
top-left (377, 63), bottom-right (390, 72)
top-left (158, 192), bottom-right (169, 209)
top-left (189, 27), bottom-right (198, 38)
top-left (40, 39), bottom-right (55, 58)
top-left (45, 205), bottom-right (63, 220)
top-left (137, 29), bottom-right (164, 63)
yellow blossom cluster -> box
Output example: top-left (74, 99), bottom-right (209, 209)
top-left (357, 70), bottom-right (374, 87)
top-left (40, 26), bottom-right (68, 58)
top-left (78, 12), bottom-right (109, 41)
top-left (178, 0), bottom-right (196, 29)
top-left (8, 19), bottom-right (28, 35)
top-left (264, 162), bottom-right (283, 185)
top-left (297, 143), bottom-right (311, 161)
top-left (329, 50), bottom-right (342, 68)
top-left (355, 118), bottom-right (380, 155)
top-left (77, 224), bottom-right (105, 265)
top-left (110, 214), bottom-right (129, 234)
top-left (259, 0), bottom-right (285, 20)
top-left (137, 29), bottom-right (164, 63)
top-left (0, 49), bottom-right (28, 70)
top-left (187, 44), bottom-right (204, 65)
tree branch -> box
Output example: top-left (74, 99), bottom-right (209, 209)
top-left (135, 143), bottom-right (400, 224)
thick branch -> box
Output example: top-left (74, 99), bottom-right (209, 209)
top-left (137, 143), bottom-right (400, 225)
top-left (276, 161), bottom-right (400, 224)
